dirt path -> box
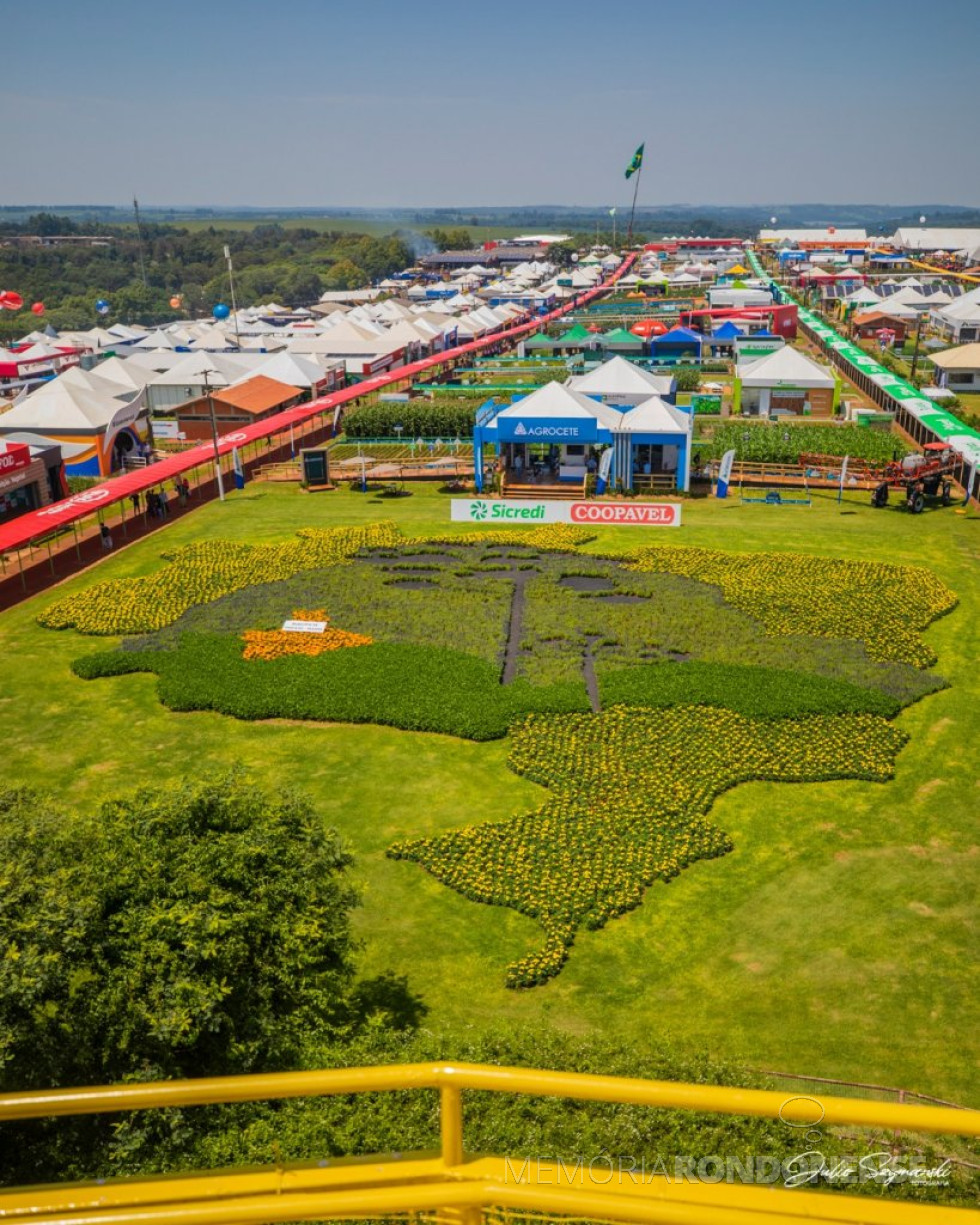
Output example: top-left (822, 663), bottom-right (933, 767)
top-left (500, 568), bottom-right (529, 685)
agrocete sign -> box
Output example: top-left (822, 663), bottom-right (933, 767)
top-left (451, 499), bottom-right (681, 527)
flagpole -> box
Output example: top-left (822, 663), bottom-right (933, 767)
top-left (627, 162), bottom-right (642, 247)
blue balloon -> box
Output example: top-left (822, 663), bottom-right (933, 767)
top-left (95, 298), bottom-right (110, 315)
top-left (212, 302), bottom-right (231, 320)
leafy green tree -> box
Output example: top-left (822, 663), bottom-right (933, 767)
top-left (27, 211), bottom-right (79, 236)
top-left (0, 774), bottom-right (360, 1092)
top-left (673, 366), bottom-right (702, 392)
top-left (325, 259), bottom-right (367, 290)
top-left (426, 227), bottom-right (472, 252)
top-left (547, 241), bottom-right (577, 269)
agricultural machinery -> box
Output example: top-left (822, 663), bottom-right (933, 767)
top-left (870, 447), bottom-right (958, 513)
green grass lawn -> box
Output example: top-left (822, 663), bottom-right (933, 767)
top-left (2, 483), bottom-right (977, 1101)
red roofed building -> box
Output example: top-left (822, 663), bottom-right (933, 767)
top-left (851, 311), bottom-right (912, 342)
top-left (172, 375), bottom-right (305, 441)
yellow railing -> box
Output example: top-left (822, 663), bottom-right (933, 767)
top-left (0, 1062), bottom-right (977, 1225)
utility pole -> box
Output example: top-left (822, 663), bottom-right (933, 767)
top-left (224, 244), bottom-right (242, 348)
top-left (909, 312), bottom-right (925, 384)
top-left (202, 369), bottom-right (225, 502)
top-left (133, 196), bottom-right (148, 289)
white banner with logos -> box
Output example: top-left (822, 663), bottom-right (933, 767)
top-left (451, 499), bottom-right (681, 527)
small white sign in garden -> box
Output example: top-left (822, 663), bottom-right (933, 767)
top-left (281, 620), bottom-right (328, 634)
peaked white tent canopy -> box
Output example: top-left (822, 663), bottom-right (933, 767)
top-left (618, 394), bottom-right (689, 434)
top-left (566, 356), bottom-right (674, 405)
top-left (491, 382), bottom-right (624, 431)
top-left (254, 352), bottom-right (333, 389)
top-left (737, 346), bottom-right (835, 388)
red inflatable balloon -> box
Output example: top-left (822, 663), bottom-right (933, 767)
top-left (31, 301), bottom-right (45, 315)
top-left (0, 291), bottom-right (24, 311)
top-left (169, 295), bottom-right (183, 309)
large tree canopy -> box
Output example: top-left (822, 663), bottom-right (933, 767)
top-left (0, 774), bottom-right (359, 1091)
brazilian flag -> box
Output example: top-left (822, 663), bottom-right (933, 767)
top-left (624, 143), bottom-right (644, 180)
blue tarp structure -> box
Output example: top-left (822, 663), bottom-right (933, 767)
top-left (649, 326), bottom-right (703, 357)
top-left (712, 321), bottom-right (743, 339)
top-left (650, 326), bottom-right (702, 344)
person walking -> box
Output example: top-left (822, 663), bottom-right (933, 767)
top-left (158, 488), bottom-right (168, 518)
top-left (100, 524), bottom-right (113, 552)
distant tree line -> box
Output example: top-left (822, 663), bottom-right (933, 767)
top-left (0, 216), bottom-right (413, 338)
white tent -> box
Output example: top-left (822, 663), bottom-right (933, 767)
top-left (843, 287), bottom-right (882, 306)
top-left (0, 366), bottom-right (147, 467)
top-left (492, 381), bottom-right (623, 430)
top-left (254, 352), bottom-right (332, 389)
top-left (134, 329), bottom-right (179, 350)
top-left (566, 356), bottom-right (674, 406)
top-left (15, 342), bottom-right (64, 361)
top-left (188, 330), bottom-right (240, 351)
top-left (619, 394), bottom-right (689, 434)
top-left (86, 356), bottom-right (148, 392)
top-left (148, 351), bottom-right (253, 388)
top-left (738, 346), bottom-right (835, 388)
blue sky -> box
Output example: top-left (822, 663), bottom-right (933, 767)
top-left (2, 0), bottom-right (978, 208)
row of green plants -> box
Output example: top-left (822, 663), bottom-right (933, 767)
top-left (342, 398), bottom-right (476, 439)
top-left (390, 706), bottom-right (907, 987)
top-left (76, 631), bottom-right (907, 742)
top-left (704, 422), bottom-right (913, 465)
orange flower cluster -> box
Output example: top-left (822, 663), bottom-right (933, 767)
top-left (241, 609), bottom-right (372, 661)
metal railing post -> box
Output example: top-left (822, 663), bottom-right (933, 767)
top-left (440, 1085), bottom-right (481, 1225)
top-left (440, 1085), bottom-right (463, 1169)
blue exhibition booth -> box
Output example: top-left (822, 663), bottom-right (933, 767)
top-left (473, 378), bottom-right (692, 493)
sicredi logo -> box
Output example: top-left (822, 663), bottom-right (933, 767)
top-left (489, 503), bottom-right (546, 520)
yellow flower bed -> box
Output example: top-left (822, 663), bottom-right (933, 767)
top-left (390, 705), bottom-right (908, 988)
top-left (629, 545), bottom-right (955, 668)
top-left (38, 523), bottom-right (402, 636)
top-left (241, 609), bottom-right (372, 661)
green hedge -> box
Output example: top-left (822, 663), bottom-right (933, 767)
top-left (74, 637), bottom-right (590, 741)
top-left (600, 661), bottom-right (899, 719)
